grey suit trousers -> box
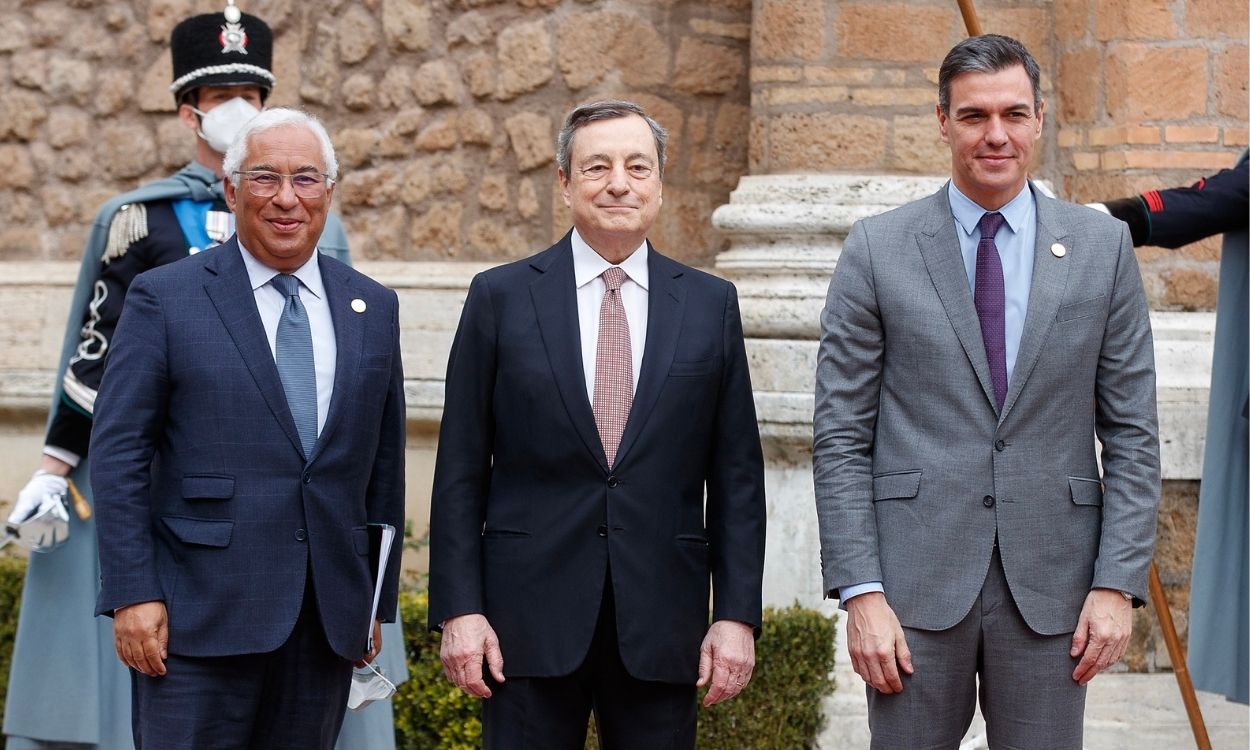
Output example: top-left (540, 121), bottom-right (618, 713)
top-left (866, 547), bottom-right (1086, 750)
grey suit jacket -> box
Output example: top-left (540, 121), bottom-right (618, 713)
top-left (813, 183), bottom-right (1160, 636)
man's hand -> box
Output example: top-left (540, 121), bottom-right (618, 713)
top-left (440, 613), bottom-right (505, 699)
top-left (1070, 588), bottom-right (1132, 685)
top-left (696, 619), bottom-right (755, 707)
top-left (114, 601), bottom-right (168, 677)
top-left (846, 592), bottom-right (913, 694)
top-left (356, 619), bottom-right (383, 667)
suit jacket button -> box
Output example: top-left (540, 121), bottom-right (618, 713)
top-left (994, 439), bottom-right (1006, 451)
top-left (295, 528), bottom-right (307, 541)
top-left (302, 472), bottom-right (312, 484)
top-left (606, 476), bottom-right (619, 488)
top-left (597, 524), bottom-right (608, 537)
top-left (983, 495), bottom-right (995, 508)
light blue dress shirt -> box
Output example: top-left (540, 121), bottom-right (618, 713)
top-left (839, 182), bottom-right (1037, 606)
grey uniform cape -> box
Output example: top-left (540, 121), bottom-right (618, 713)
top-left (3, 162), bottom-right (408, 749)
top-left (1188, 152), bottom-right (1249, 705)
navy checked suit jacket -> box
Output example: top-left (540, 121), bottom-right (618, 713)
top-left (92, 238), bottom-right (405, 662)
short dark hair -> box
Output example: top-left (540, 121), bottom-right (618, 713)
top-left (556, 99), bottom-right (669, 178)
top-left (938, 34), bottom-right (1042, 114)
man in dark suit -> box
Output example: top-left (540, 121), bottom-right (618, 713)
top-left (428, 99), bottom-right (766, 748)
top-left (91, 107), bottom-right (405, 749)
top-left (813, 36), bottom-right (1159, 748)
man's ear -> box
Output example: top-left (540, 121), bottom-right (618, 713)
top-left (936, 104), bottom-right (950, 145)
top-left (224, 176), bottom-right (237, 211)
top-left (178, 103), bottom-right (200, 134)
top-left (557, 168), bottom-right (572, 208)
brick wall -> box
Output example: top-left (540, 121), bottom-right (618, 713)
top-left (0, 0), bottom-right (752, 269)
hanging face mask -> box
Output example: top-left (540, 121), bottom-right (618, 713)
top-left (192, 97), bottom-right (261, 154)
top-left (347, 661), bottom-right (396, 711)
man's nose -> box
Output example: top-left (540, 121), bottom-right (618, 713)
top-left (605, 164), bottom-right (631, 195)
top-left (272, 177), bottom-right (300, 207)
top-left (984, 117), bottom-right (1009, 146)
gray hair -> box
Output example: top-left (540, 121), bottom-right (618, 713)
top-left (556, 99), bottom-right (669, 178)
top-left (938, 34), bottom-right (1042, 115)
top-left (222, 107), bottom-right (339, 180)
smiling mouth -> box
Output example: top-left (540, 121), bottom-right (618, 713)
top-left (267, 218), bottom-right (303, 231)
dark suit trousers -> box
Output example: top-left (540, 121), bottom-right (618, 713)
top-left (130, 579), bottom-right (353, 750)
top-left (482, 577), bottom-right (697, 750)
top-left (866, 546), bottom-right (1087, 750)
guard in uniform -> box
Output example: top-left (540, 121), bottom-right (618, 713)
top-left (3, 4), bottom-right (403, 748)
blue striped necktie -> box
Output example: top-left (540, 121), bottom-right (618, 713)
top-left (271, 274), bottom-right (317, 458)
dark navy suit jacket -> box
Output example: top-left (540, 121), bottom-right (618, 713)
top-left (428, 233), bottom-right (766, 683)
top-left (92, 237), bottom-right (405, 663)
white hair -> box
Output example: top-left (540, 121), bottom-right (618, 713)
top-left (222, 107), bottom-right (339, 180)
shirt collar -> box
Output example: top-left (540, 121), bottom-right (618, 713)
top-left (571, 228), bottom-right (650, 291)
top-left (948, 181), bottom-right (1034, 237)
top-left (237, 240), bottom-right (325, 299)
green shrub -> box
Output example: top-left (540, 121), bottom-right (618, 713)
top-left (396, 594), bottom-right (837, 750)
top-left (0, 560), bottom-right (836, 750)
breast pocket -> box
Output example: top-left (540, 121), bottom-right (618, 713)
top-left (1057, 294), bottom-right (1107, 323)
top-left (668, 356), bottom-right (720, 378)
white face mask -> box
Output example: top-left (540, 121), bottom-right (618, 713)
top-left (347, 662), bottom-right (396, 711)
top-left (192, 97), bottom-right (261, 154)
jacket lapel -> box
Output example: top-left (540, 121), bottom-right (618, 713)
top-left (914, 188), bottom-right (1000, 412)
top-left (308, 254), bottom-right (362, 463)
top-left (998, 186), bottom-right (1071, 423)
top-left (613, 247), bottom-right (684, 468)
top-left (202, 239), bottom-right (305, 458)
top-left (529, 237), bottom-right (608, 469)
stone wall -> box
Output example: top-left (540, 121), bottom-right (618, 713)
top-left (1055, 0), bottom-right (1248, 310)
top-left (0, 0), bottom-right (751, 268)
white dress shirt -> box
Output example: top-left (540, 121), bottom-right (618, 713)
top-left (238, 243), bottom-right (336, 436)
top-left (571, 229), bottom-right (649, 402)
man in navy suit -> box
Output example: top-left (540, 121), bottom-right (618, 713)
top-left (91, 108), bottom-right (405, 749)
top-left (429, 99), bottom-right (767, 749)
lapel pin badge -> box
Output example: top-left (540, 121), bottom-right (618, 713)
top-left (1051, 243), bottom-right (1067, 258)
top-left (351, 298), bottom-right (367, 313)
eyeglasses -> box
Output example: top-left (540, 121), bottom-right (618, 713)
top-left (577, 163), bottom-right (655, 181)
top-left (233, 170), bottom-right (334, 199)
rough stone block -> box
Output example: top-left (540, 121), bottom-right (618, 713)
top-left (673, 38), bottom-right (745, 95)
top-left (378, 66), bottom-right (416, 110)
top-left (981, 7), bottom-right (1051, 66)
top-left (383, 0), bottom-right (432, 52)
top-left (411, 201), bottom-right (464, 256)
top-left (1226, 128), bottom-right (1250, 146)
top-left (1058, 47), bottom-right (1100, 123)
top-left (1107, 44), bottom-right (1207, 121)
top-left (415, 60), bottom-right (464, 106)
top-left (339, 165), bottom-right (401, 208)
top-left (146, 0), bottom-right (193, 44)
top-left (0, 146), bottom-right (35, 190)
top-left (468, 218), bottom-right (511, 254)
top-left (803, 66), bottom-right (874, 85)
top-left (1094, 0), bottom-right (1176, 40)
top-left (342, 73), bottom-right (375, 111)
top-left (518, 177), bottom-right (541, 219)
top-left (768, 113), bottom-right (887, 171)
top-left (1057, 128), bottom-right (1083, 148)
top-left (1088, 126), bottom-right (1161, 146)
top-left (1055, 0), bottom-right (1090, 41)
top-left (762, 86), bottom-right (848, 107)
top-left (496, 20), bottom-right (553, 101)
top-left (1073, 152), bottom-right (1101, 170)
top-left (1162, 267), bottom-right (1218, 310)
top-left (837, 4), bottom-right (954, 64)
top-left (416, 114), bottom-right (460, 151)
top-left (890, 115), bottom-right (947, 174)
top-left (1186, 0), bottom-right (1250, 38)
top-left (505, 111), bottom-right (554, 171)
top-left (459, 108), bottom-right (494, 146)
top-left (157, 118), bottom-right (194, 171)
top-left (848, 87), bottom-right (934, 107)
top-left (299, 22), bottom-right (341, 106)
top-left (1215, 45), bottom-right (1249, 119)
top-left (46, 109), bottom-right (89, 150)
top-left (337, 128), bottom-right (382, 170)
top-left (557, 11), bottom-right (669, 91)
top-left (462, 53), bottom-right (497, 99)
top-left (93, 70), bottom-right (133, 117)
top-left (97, 122), bottom-right (157, 179)
top-left (478, 175), bottom-right (509, 211)
top-left (754, 0), bottom-right (824, 62)
top-left (448, 11), bottom-right (494, 46)
top-left (751, 65), bottom-right (802, 83)
top-left (338, 5), bottom-right (379, 65)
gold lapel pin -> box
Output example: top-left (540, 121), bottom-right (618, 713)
top-left (351, 298), bottom-right (367, 313)
top-left (1051, 243), bottom-right (1067, 258)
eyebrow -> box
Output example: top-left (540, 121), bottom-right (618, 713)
top-left (954, 102), bottom-right (1033, 117)
top-left (580, 152), bottom-right (655, 164)
top-left (247, 163), bottom-right (322, 173)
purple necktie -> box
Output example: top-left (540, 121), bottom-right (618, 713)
top-left (974, 212), bottom-right (1008, 411)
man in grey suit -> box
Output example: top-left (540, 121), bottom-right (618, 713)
top-left (813, 35), bottom-right (1160, 748)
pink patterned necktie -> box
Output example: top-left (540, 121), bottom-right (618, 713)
top-left (593, 267), bottom-right (633, 467)
top-left (974, 211), bottom-right (1008, 411)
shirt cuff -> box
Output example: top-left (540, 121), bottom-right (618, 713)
top-left (837, 581), bottom-right (884, 611)
top-left (42, 445), bottom-right (81, 469)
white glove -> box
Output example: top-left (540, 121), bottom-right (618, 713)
top-left (1085, 202), bottom-right (1111, 215)
top-left (10, 470), bottom-right (68, 525)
